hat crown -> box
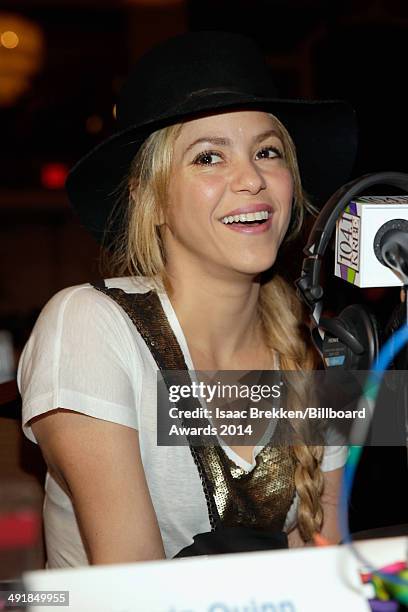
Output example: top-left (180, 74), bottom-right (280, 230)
top-left (117, 31), bottom-right (278, 129)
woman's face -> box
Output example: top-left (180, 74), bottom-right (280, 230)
top-left (162, 110), bottom-right (294, 280)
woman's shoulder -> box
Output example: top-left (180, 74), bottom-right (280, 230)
top-left (18, 277), bottom-right (152, 441)
top-left (39, 276), bottom-right (155, 322)
top-left (18, 276), bottom-right (155, 390)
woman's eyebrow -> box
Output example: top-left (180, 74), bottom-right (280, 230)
top-left (183, 129), bottom-right (281, 158)
top-left (255, 129), bottom-right (281, 143)
top-left (183, 136), bottom-right (229, 157)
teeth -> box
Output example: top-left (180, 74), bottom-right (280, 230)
top-left (222, 210), bottom-right (270, 224)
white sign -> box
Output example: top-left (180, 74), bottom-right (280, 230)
top-left (23, 537), bottom-right (406, 612)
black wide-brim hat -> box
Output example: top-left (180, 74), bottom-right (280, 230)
top-left (66, 30), bottom-right (358, 244)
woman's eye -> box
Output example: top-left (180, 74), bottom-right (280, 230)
top-left (256, 146), bottom-right (283, 160)
top-left (193, 151), bottom-right (223, 165)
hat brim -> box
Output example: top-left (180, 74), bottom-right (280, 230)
top-left (66, 94), bottom-right (357, 244)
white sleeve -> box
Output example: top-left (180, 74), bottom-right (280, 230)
top-left (17, 284), bottom-right (142, 444)
top-left (321, 445), bottom-right (348, 471)
top-left (320, 420), bottom-right (349, 471)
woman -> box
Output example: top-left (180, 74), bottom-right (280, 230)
top-left (17, 31), bottom-right (357, 568)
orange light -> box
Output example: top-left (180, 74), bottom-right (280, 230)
top-left (112, 104), bottom-right (117, 120)
top-left (0, 30), bottom-right (19, 48)
top-left (41, 163), bottom-right (68, 190)
top-left (0, 13), bottom-right (44, 106)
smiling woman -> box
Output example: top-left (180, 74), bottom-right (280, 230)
top-left (17, 31), bottom-right (357, 567)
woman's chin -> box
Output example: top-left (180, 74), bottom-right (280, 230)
top-left (230, 256), bottom-right (278, 278)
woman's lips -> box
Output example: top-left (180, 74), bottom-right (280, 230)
top-left (221, 215), bottom-right (272, 234)
top-left (221, 203), bottom-right (273, 217)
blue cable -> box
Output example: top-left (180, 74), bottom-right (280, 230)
top-left (340, 323), bottom-right (408, 591)
top-left (373, 323), bottom-right (408, 374)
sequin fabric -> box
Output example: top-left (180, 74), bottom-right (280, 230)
top-left (200, 432), bottom-right (296, 531)
top-left (93, 285), bottom-right (296, 531)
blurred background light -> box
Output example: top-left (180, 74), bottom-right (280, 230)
top-left (86, 114), bottom-right (103, 134)
top-left (40, 162), bottom-right (68, 190)
top-left (1, 31), bottom-right (19, 49)
top-left (0, 12), bottom-right (45, 107)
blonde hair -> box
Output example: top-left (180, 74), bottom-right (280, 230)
top-left (103, 113), bottom-right (324, 542)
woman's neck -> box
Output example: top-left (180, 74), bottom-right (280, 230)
top-left (163, 270), bottom-right (267, 369)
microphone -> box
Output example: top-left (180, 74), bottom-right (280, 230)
top-left (335, 196), bottom-right (408, 288)
top-left (373, 219), bottom-right (408, 284)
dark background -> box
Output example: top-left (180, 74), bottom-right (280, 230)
top-left (0, 0), bottom-right (406, 533)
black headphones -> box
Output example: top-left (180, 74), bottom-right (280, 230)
top-left (296, 171), bottom-right (408, 369)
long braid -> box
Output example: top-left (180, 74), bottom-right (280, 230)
top-left (258, 275), bottom-right (324, 541)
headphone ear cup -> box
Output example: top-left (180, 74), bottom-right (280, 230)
top-left (337, 304), bottom-right (380, 369)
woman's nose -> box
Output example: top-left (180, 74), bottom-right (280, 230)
top-left (229, 157), bottom-right (266, 194)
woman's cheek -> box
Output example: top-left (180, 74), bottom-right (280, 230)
top-left (190, 176), bottom-right (226, 208)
